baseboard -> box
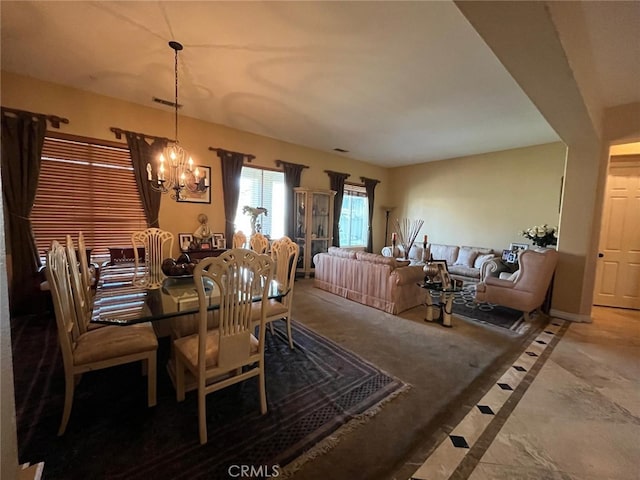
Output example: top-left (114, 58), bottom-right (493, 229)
top-left (549, 309), bottom-right (592, 323)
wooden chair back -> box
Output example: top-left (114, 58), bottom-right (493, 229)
top-left (66, 235), bottom-right (92, 334)
top-left (270, 237), bottom-right (299, 308)
top-left (233, 230), bottom-right (247, 249)
top-left (132, 228), bottom-right (174, 288)
top-left (77, 231), bottom-right (92, 302)
top-left (46, 241), bottom-right (81, 373)
top-left (250, 233), bottom-right (269, 254)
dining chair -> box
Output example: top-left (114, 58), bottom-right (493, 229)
top-left (77, 231), bottom-right (95, 303)
top-left (249, 232), bottom-right (269, 254)
top-left (46, 240), bottom-right (158, 435)
top-left (173, 248), bottom-right (274, 444)
top-left (252, 236), bottom-right (299, 349)
top-left (132, 228), bottom-right (174, 288)
top-left (233, 230), bottom-right (247, 249)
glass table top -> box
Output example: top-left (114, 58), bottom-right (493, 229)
top-left (91, 264), bottom-right (286, 326)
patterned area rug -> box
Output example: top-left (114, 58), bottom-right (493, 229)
top-left (451, 286), bottom-right (530, 333)
top-left (11, 314), bottom-right (408, 479)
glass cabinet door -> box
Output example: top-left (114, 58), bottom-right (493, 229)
top-left (294, 188), bottom-right (335, 277)
top-left (310, 192), bottom-right (331, 268)
top-left (295, 190), bottom-right (306, 270)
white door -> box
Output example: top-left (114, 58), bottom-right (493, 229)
top-left (593, 158), bottom-right (640, 309)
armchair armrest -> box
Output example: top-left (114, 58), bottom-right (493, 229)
top-left (391, 265), bottom-right (425, 285)
top-left (481, 258), bottom-right (511, 281)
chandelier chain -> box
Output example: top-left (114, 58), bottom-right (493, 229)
top-left (174, 45), bottom-right (179, 142)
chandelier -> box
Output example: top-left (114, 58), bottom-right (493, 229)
top-left (146, 40), bottom-right (208, 201)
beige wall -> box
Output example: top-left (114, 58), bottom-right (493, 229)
top-left (388, 142), bottom-right (566, 252)
top-left (1, 72), bottom-right (391, 255)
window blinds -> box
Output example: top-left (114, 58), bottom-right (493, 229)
top-left (31, 135), bottom-right (147, 262)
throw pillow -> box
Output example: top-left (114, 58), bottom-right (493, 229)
top-left (454, 248), bottom-right (478, 267)
top-left (473, 253), bottom-right (495, 269)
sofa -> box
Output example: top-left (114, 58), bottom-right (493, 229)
top-left (313, 247), bottom-right (426, 314)
top-left (381, 243), bottom-right (499, 283)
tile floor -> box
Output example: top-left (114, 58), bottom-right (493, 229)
top-left (408, 306), bottom-right (640, 480)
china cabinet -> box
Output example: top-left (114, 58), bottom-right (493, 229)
top-left (294, 187), bottom-right (336, 278)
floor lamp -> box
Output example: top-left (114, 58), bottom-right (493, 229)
top-left (381, 206), bottom-right (395, 246)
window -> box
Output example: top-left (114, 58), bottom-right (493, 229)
top-left (339, 184), bottom-right (368, 247)
top-left (234, 166), bottom-right (285, 238)
top-left (31, 134), bottom-right (147, 263)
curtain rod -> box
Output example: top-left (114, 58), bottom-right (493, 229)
top-left (109, 127), bottom-right (172, 143)
top-left (324, 170), bottom-right (350, 177)
top-left (275, 159), bottom-right (309, 169)
top-left (209, 147), bottom-right (255, 162)
top-left (1, 106), bottom-right (69, 128)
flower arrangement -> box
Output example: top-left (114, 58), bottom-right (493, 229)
top-left (243, 206), bottom-right (268, 235)
top-left (521, 224), bottom-right (558, 248)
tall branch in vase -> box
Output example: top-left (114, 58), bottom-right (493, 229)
top-left (393, 218), bottom-right (424, 260)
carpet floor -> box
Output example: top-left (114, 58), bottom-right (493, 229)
top-left (12, 279), bottom-right (548, 480)
top-left (12, 313), bottom-right (406, 480)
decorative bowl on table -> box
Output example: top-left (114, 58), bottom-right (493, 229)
top-left (161, 255), bottom-right (197, 277)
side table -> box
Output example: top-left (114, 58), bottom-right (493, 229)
top-left (417, 282), bottom-right (463, 327)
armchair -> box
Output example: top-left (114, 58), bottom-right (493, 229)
top-left (474, 249), bottom-right (558, 321)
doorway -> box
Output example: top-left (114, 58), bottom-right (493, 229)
top-left (593, 146), bottom-right (640, 310)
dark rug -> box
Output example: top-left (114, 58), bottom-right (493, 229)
top-left (451, 287), bottom-right (528, 333)
top-left (11, 314), bottom-right (407, 480)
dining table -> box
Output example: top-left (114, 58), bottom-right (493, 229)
top-left (91, 263), bottom-right (287, 326)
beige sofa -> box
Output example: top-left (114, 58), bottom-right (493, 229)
top-left (381, 243), bottom-right (498, 283)
top-left (313, 247), bottom-right (426, 314)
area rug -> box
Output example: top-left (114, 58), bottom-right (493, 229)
top-left (451, 287), bottom-right (530, 333)
top-left (11, 314), bottom-right (408, 480)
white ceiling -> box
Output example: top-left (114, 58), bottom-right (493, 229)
top-left (1, 1), bottom-right (637, 167)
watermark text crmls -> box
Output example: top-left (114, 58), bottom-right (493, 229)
top-left (227, 464), bottom-right (281, 478)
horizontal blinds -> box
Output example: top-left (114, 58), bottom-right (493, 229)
top-left (344, 184), bottom-right (367, 197)
top-left (31, 136), bottom-right (147, 262)
top-left (234, 166), bottom-right (285, 237)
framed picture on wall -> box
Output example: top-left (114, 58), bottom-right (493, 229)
top-left (177, 165), bottom-right (211, 204)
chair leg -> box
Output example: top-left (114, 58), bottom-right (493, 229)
top-left (198, 389), bottom-right (207, 445)
top-left (524, 311), bottom-right (531, 322)
top-left (285, 317), bottom-right (294, 350)
top-left (259, 365), bottom-right (267, 415)
top-left (58, 371), bottom-right (75, 436)
top-left (268, 322), bottom-right (275, 335)
top-left (147, 355), bottom-right (157, 407)
top-left (176, 357), bottom-right (185, 402)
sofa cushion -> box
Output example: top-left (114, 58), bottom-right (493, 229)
top-left (429, 244), bottom-right (459, 266)
top-left (474, 253), bottom-right (495, 269)
top-left (449, 264), bottom-right (481, 279)
top-left (328, 247), bottom-right (357, 259)
top-left (454, 247), bottom-right (478, 267)
top-left (463, 245), bottom-right (493, 255)
top-left (355, 251), bottom-right (397, 267)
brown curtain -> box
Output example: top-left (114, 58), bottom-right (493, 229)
top-left (213, 148), bottom-right (253, 241)
top-left (124, 132), bottom-right (167, 228)
top-left (361, 177), bottom-right (380, 253)
top-left (325, 170), bottom-right (350, 247)
top-left (1, 109), bottom-right (48, 313)
top-left (276, 160), bottom-right (308, 239)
